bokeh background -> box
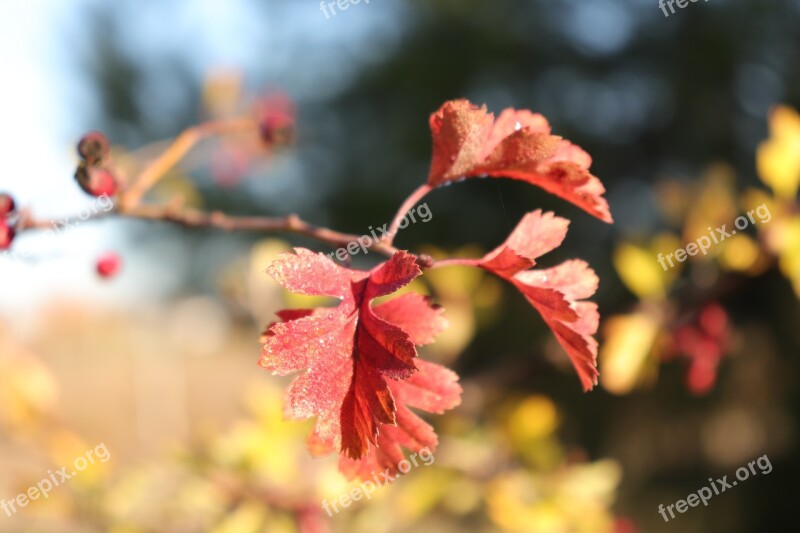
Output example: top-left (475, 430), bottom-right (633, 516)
top-left (1, 0), bottom-right (799, 531)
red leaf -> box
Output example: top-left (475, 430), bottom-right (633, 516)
top-left (479, 211), bottom-right (601, 391)
top-left (262, 249), bottom-right (457, 461)
top-left (339, 359), bottom-right (461, 480)
top-left (372, 293), bottom-right (448, 346)
top-left (339, 296), bottom-right (458, 478)
top-left (427, 100), bottom-right (613, 223)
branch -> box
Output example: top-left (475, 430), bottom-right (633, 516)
top-left (121, 117), bottom-right (257, 208)
top-left (16, 203), bottom-right (402, 259)
top-left (11, 115), bottom-right (433, 264)
top-left (383, 184), bottom-right (432, 246)
top-left (427, 257), bottom-right (481, 269)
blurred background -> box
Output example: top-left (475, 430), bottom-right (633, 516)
top-left (1, 0), bottom-right (799, 531)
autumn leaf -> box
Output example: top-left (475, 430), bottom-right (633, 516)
top-left (261, 249), bottom-right (457, 462)
top-left (479, 210), bottom-right (601, 391)
top-left (339, 295), bottom-right (460, 479)
top-left (338, 359), bottom-right (461, 480)
top-left (427, 99), bottom-right (613, 223)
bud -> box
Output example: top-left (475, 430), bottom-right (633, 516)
top-left (77, 131), bottom-right (110, 164)
top-left (96, 252), bottom-right (122, 279)
top-left (0, 193), bottom-right (15, 217)
top-left (0, 220), bottom-right (15, 251)
top-left (75, 163), bottom-right (118, 197)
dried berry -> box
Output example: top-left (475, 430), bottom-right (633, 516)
top-left (257, 94), bottom-right (296, 147)
top-left (259, 110), bottom-right (296, 147)
top-left (75, 163), bottom-right (118, 197)
top-left (77, 131), bottom-right (110, 164)
top-left (0, 220), bottom-right (15, 251)
top-left (0, 193), bottom-right (15, 217)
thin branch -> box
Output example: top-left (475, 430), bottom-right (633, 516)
top-left (16, 204), bottom-right (402, 259)
top-left (383, 184), bottom-right (432, 246)
top-left (427, 257), bottom-right (481, 270)
top-left (121, 117), bottom-right (257, 208)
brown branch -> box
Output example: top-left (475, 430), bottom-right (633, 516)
top-left (125, 204), bottom-right (403, 257)
top-left (16, 203), bottom-right (402, 259)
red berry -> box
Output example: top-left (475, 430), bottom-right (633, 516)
top-left (699, 303), bottom-right (727, 338)
top-left (96, 252), bottom-right (122, 279)
top-left (0, 220), bottom-right (15, 251)
top-left (686, 358), bottom-right (717, 395)
top-left (78, 131), bottom-right (110, 164)
top-left (0, 193), bottom-right (15, 216)
top-left (75, 164), bottom-right (118, 197)
top-left (257, 93), bottom-right (296, 147)
top-left (259, 110), bottom-right (296, 146)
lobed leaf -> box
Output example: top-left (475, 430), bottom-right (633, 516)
top-left (479, 212), bottom-right (601, 391)
top-left (427, 100), bottom-right (613, 223)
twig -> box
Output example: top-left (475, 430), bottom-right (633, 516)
top-left (383, 184), bottom-right (432, 246)
top-left (121, 117), bottom-right (257, 208)
top-left (16, 204), bottom-right (402, 259)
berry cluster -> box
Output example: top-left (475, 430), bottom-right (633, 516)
top-left (0, 192), bottom-right (16, 251)
top-left (665, 303), bottom-right (731, 395)
top-left (75, 131), bottom-right (119, 197)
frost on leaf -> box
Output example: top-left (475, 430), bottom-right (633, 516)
top-left (261, 249), bottom-right (459, 465)
top-left (480, 210), bottom-right (601, 391)
top-left (427, 99), bottom-right (613, 223)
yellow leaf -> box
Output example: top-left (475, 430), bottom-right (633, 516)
top-left (775, 216), bottom-right (800, 297)
top-left (718, 234), bottom-right (761, 272)
top-left (600, 312), bottom-right (661, 395)
top-left (613, 243), bottom-right (670, 300)
top-left (508, 396), bottom-right (559, 442)
top-left (757, 106), bottom-right (800, 200)
top-left (683, 164), bottom-right (738, 245)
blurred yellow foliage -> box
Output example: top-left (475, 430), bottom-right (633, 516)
top-left (508, 396), bottom-right (559, 442)
top-left (487, 460), bottom-right (621, 533)
top-left (0, 324), bottom-right (58, 434)
top-left (202, 70), bottom-right (244, 119)
top-left (758, 105), bottom-right (800, 200)
top-left (773, 216), bottom-right (800, 296)
top-left (718, 234), bottom-right (761, 273)
top-left (683, 164), bottom-right (738, 246)
top-left (600, 312), bottom-right (661, 395)
top-left (614, 239), bottom-right (678, 300)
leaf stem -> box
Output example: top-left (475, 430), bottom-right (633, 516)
top-left (428, 257), bottom-right (481, 269)
top-left (383, 184), bottom-right (433, 246)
